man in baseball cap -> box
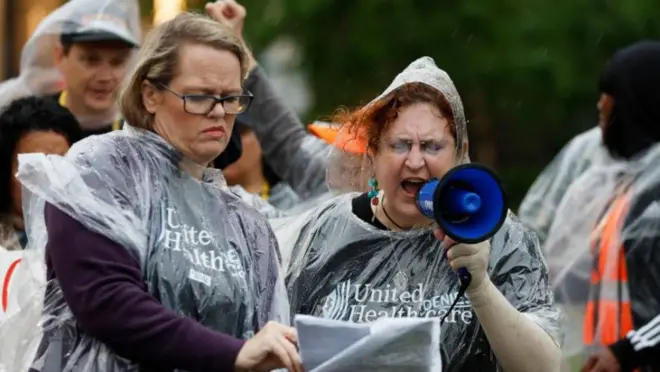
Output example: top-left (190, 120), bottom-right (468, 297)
top-left (51, 0), bottom-right (141, 136)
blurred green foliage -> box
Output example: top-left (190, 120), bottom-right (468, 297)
top-left (183, 0), bottom-right (660, 207)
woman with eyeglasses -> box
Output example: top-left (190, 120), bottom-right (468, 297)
top-left (7, 12), bottom-right (302, 372)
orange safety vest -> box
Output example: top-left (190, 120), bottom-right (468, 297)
top-left (584, 193), bottom-right (634, 346)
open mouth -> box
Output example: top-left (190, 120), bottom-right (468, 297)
top-left (401, 178), bottom-right (427, 197)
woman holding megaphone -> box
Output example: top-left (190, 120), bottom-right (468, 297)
top-left (284, 57), bottom-right (561, 371)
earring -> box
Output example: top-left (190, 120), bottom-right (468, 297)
top-left (368, 178), bottom-right (379, 205)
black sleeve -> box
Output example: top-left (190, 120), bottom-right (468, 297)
top-left (610, 317), bottom-right (660, 372)
top-left (610, 188), bottom-right (660, 371)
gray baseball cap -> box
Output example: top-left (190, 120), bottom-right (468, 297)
top-left (60, 8), bottom-right (139, 48)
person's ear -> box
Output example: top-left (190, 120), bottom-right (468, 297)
top-left (141, 80), bottom-right (163, 114)
top-left (597, 93), bottom-right (615, 130)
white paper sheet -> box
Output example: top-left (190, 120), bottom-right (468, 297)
top-left (295, 314), bottom-right (442, 372)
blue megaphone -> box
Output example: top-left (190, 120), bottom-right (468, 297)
top-left (416, 164), bottom-right (507, 284)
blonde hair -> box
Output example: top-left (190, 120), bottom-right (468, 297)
top-left (120, 12), bottom-right (248, 129)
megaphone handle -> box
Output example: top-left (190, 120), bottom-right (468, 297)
top-left (440, 267), bottom-right (472, 327)
top-left (457, 268), bottom-right (472, 286)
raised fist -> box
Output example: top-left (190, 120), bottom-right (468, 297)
top-left (205, 0), bottom-right (246, 38)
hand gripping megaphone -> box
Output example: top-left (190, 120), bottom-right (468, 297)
top-left (416, 164), bottom-right (507, 285)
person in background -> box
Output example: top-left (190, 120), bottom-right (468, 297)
top-left (0, 96), bottom-right (82, 251)
top-left (579, 40), bottom-right (660, 372)
top-left (5, 12), bottom-right (301, 372)
top-left (543, 40), bottom-right (660, 372)
top-left (51, 3), bottom-right (139, 135)
top-left (223, 118), bottom-right (301, 210)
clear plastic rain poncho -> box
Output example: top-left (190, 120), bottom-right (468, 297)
top-left (546, 144), bottom-right (660, 367)
top-left (0, 0), bottom-right (141, 125)
top-left (0, 125), bottom-right (289, 371)
top-left (546, 41), bottom-right (660, 368)
top-left (282, 57), bottom-right (561, 371)
top-left (518, 126), bottom-right (612, 244)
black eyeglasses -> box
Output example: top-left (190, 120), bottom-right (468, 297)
top-left (155, 82), bottom-right (253, 115)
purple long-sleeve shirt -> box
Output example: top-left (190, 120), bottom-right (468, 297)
top-left (44, 203), bottom-right (245, 371)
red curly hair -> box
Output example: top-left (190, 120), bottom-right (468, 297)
top-left (331, 82), bottom-right (456, 155)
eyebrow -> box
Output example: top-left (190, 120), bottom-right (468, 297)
top-left (180, 86), bottom-right (243, 95)
top-left (387, 135), bottom-right (450, 142)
